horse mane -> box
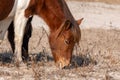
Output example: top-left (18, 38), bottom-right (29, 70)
top-left (50, 0), bottom-right (81, 43)
top-left (71, 22), bottom-right (81, 43)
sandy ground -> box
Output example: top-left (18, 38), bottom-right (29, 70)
top-left (0, 1), bottom-right (120, 80)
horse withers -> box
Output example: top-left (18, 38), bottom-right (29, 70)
top-left (0, 0), bottom-right (83, 68)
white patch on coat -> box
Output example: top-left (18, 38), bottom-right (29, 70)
top-left (14, 0), bottom-right (31, 62)
top-left (8, 0), bottom-right (18, 18)
top-left (14, 0), bottom-right (30, 37)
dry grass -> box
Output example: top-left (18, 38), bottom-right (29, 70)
top-left (0, 28), bottom-right (120, 79)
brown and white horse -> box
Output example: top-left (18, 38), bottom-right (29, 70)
top-left (0, 0), bottom-right (83, 68)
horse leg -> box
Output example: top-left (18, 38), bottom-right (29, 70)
top-left (7, 21), bottom-right (15, 53)
top-left (8, 17), bottom-right (32, 61)
top-left (22, 17), bottom-right (32, 61)
top-left (14, 13), bottom-right (29, 65)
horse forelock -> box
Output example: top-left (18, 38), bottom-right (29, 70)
top-left (71, 22), bottom-right (81, 43)
top-left (57, 19), bottom-right (81, 43)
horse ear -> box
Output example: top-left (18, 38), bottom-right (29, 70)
top-left (76, 18), bottom-right (84, 25)
top-left (56, 20), bottom-right (71, 38)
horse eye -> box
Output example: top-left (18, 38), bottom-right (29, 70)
top-left (64, 39), bottom-right (70, 45)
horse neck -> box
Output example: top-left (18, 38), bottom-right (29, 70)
top-left (39, 8), bottom-right (65, 32)
top-left (38, 0), bottom-right (76, 32)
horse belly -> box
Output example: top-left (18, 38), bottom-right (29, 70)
top-left (0, 0), bottom-right (17, 43)
top-left (0, 18), bottom-right (12, 40)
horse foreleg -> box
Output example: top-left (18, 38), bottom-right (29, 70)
top-left (22, 17), bottom-right (32, 61)
top-left (7, 21), bottom-right (15, 53)
top-left (14, 12), bottom-right (28, 65)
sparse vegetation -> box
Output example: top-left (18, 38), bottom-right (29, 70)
top-left (0, 28), bottom-right (120, 79)
top-left (0, 0), bottom-right (120, 79)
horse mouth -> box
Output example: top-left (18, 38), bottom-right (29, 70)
top-left (55, 57), bottom-right (70, 69)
